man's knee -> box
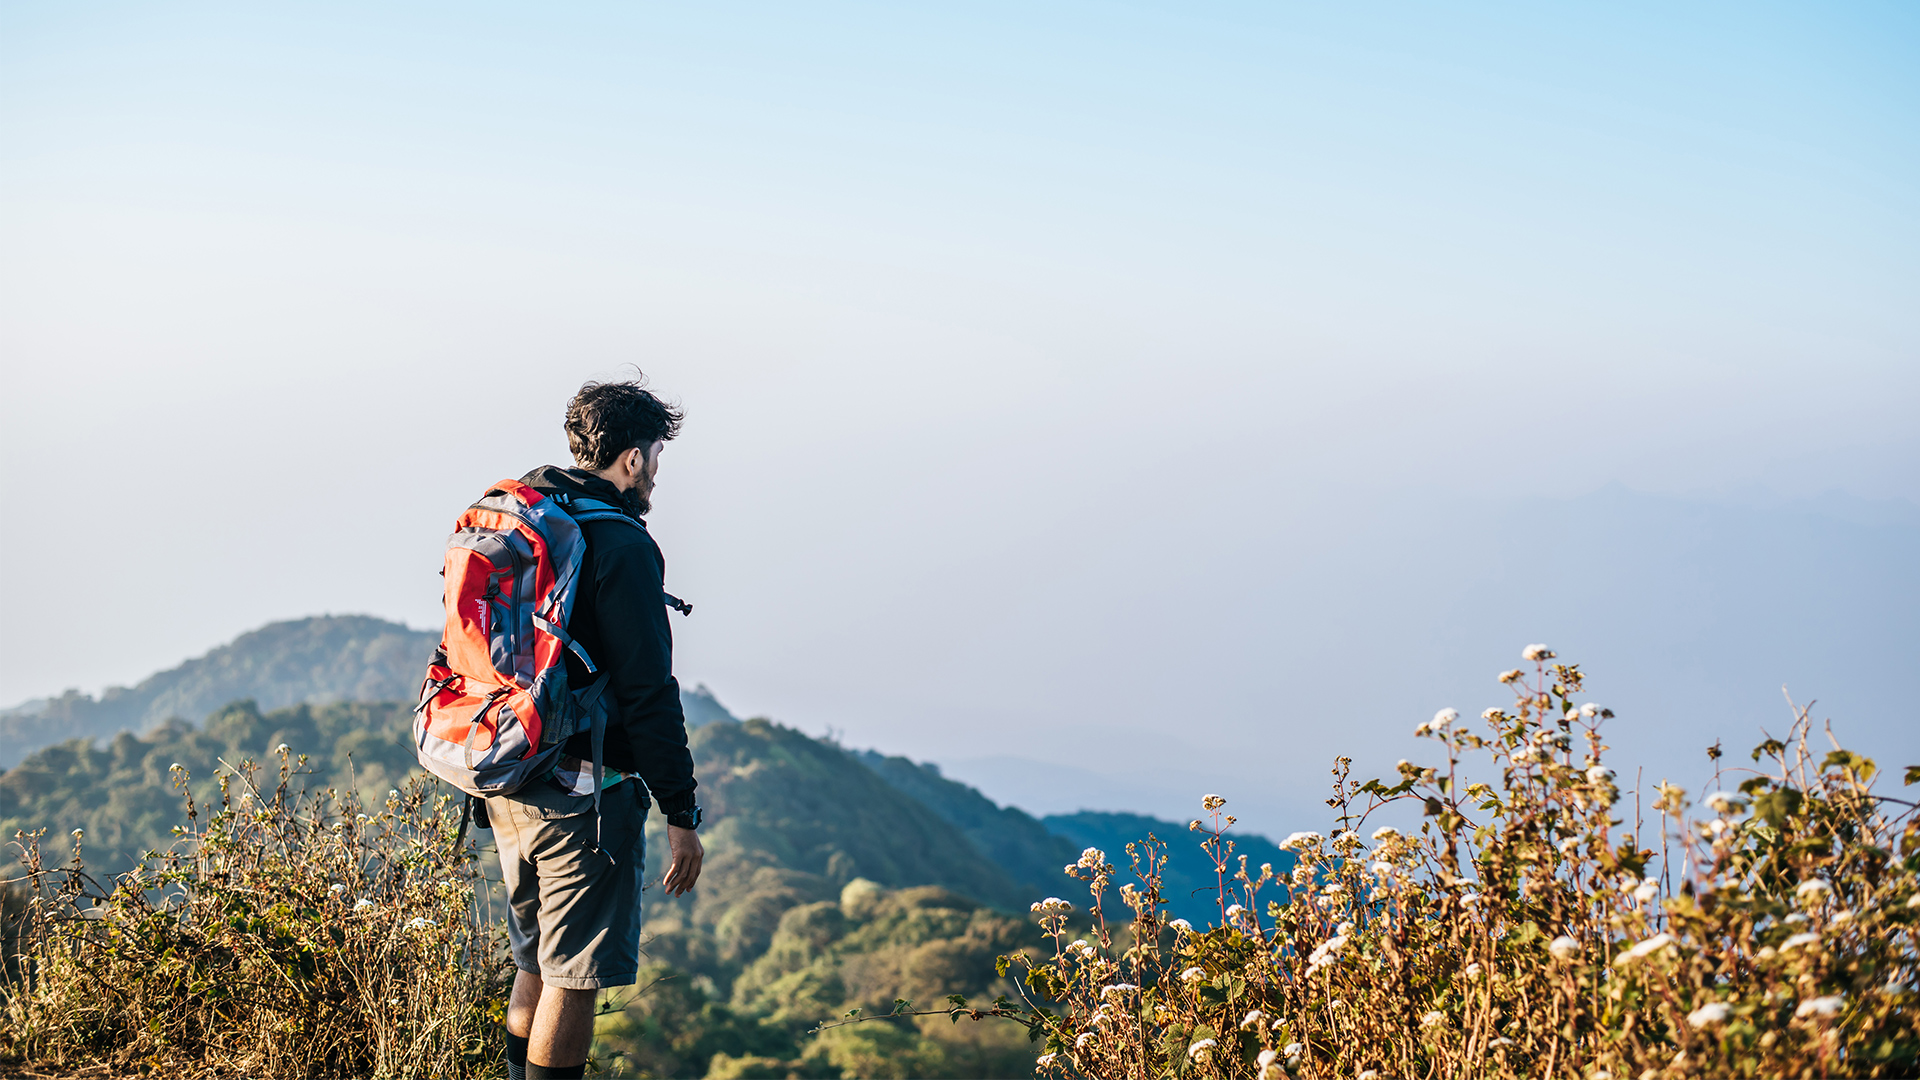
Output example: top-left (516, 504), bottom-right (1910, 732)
top-left (507, 970), bottom-right (544, 1036)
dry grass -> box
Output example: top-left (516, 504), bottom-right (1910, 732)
top-left (1003, 650), bottom-right (1919, 1079)
top-left (0, 751), bottom-right (509, 1079)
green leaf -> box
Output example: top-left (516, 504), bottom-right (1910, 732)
top-left (1754, 787), bottom-right (1804, 830)
top-left (1905, 766), bottom-right (1920, 787)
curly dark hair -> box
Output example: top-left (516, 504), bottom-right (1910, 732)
top-left (564, 376), bottom-right (684, 469)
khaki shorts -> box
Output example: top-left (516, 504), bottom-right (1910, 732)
top-left (486, 780), bottom-right (647, 990)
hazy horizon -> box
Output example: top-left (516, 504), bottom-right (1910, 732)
top-left (4, 3), bottom-right (1916, 831)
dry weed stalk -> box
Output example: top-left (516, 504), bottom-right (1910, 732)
top-left (0, 748), bottom-right (509, 1078)
top-left (1002, 649), bottom-right (1919, 1079)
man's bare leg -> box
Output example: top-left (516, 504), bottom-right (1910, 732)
top-left (528, 983), bottom-right (598, 1074)
top-left (508, 970), bottom-right (543, 1038)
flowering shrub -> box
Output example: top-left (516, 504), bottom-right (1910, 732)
top-left (1002, 649), bottom-right (1920, 1078)
top-left (0, 749), bottom-right (508, 1078)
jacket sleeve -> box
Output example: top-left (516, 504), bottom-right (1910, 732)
top-left (588, 525), bottom-right (698, 816)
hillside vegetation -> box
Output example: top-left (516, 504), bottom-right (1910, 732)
top-left (0, 698), bottom-right (1083, 1077)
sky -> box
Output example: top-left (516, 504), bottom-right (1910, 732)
top-left (2, 2), bottom-right (1916, 832)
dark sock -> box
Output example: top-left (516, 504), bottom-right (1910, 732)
top-left (525, 1064), bottom-right (586, 1080)
top-left (506, 1034), bottom-right (528, 1080)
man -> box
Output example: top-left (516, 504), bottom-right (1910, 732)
top-left (487, 377), bottom-right (704, 1080)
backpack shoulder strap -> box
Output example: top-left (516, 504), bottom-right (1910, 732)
top-left (564, 496), bottom-right (690, 616)
top-left (567, 496), bottom-right (645, 530)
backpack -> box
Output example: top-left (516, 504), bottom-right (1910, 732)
top-left (413, 479), bottom-right (681, 823)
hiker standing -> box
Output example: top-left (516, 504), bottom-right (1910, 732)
top-left (415, 377), bottom-right (704, 1080)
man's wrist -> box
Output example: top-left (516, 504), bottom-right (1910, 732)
top-left (665, 805), bottom-right (702, 830)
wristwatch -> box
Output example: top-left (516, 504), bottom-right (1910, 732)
top-left (666, 805), bottom-right (703, 830)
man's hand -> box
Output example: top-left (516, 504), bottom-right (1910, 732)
top-left (662, 824), bottom-right (704, 897)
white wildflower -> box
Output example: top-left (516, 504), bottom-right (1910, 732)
top-left (1256, 1047), bottom-right (1281, 1077)
top-left (1337, 920), bottom-right (1355, 935)
top-left (1796, 879), bottom-right (1833, 905)
top-left (169, 762), bottom-right (183, 771)
top-left (1100, 983), bottom-right (1138, 1000)
top-left (1795, 996), bottom-right (1843, 1019)
top-left (329, 883), bottom-right (347, 894)
top-left (273, 743), bottom-right (290, 754)
top-left (1464, 962), bottom-right (1483, 979)
top-left (1522, 644), bottom-right (1552, 661)
top-left (1370, 861), bottom-right (1394, 878)
top-left (1306, 935), bottom-right (1349, 973)
top-left (1202, 794), bottom-right (1227, 811)
top-left (1587, 765), bottom-right (1615, 783)
top-left (1036, 1052), bottom-right (1059, 1067)
top-left (1030, 897), bottom-right (1073, 915)
top-left (1511, 745), bottom-right (1538, 764)
top-left (1077, 847), bottom-right (1106, 869)
top-left (1613, 932), bottom-right (1676, 966)
top-left (1481, 707), bottom-right (1502, 721)
top-left (1548, 935), bottom-right (1581, 962)
top-left (1281, 831), bottom-right (1323, 850)
top-left (1559, 837), bottom-right (1581, 856)
top-left (1239, 1009), bottom-right (1266, 1030)
top-left (1358, 1071), bottom-right (1379, 1080)
top-left (1187, 1038), bottom-right (1217, 1062)
top-left (1488, 1037), bottom-right (1516, 1048)
top-left (1371, 825), bottom-right (1399, 841)
top-left (1633, 879), bottom-right (1660, 905)
top-left (1784, 912), bottom-right (1807, 925)
top-left (405, 916), bottom-right (434, 931)
top-left (1580, 702), bottom-right (1600, 717)
top-left (1687, 1002), bottom-right (1731, 1028)
top-left (1167, 918), bottom-right (1193, 934)
top-left (1074, 1032), bottom-right (1094, 1049)
top-left (1225, 904), bottom-right (1246, 920)
top-left (353, 898), bottom-right (375, 911)
top-left (1831, 910), bottom-right (1853, 927)
top-left (1180, 966), bottom-right (1207, 984)
top-left (1498, 668), bottom-right (1523, 684)
top-left (1421, 1009), bottom-right (1445, 1027)
top-left (1781, 932), bottom-right (1821, 951)
top-left (1432, 707), bottom-right (1459, 729)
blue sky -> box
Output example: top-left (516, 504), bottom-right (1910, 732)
top-left (3, 3), bottom-right (1915, 827)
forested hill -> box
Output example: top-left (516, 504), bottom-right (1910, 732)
top-left (0, 615), bottom-right (742, 770)
top-left (0, 616), bottom-right (436, 769)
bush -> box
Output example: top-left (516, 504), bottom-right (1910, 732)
top-left (0, 750), bottom-right (509, 1078)
top-left (1001, 649), bottom-right (1920, 1078)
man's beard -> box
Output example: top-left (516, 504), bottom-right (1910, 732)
top-left (623, 482), bottom-right (651, 517)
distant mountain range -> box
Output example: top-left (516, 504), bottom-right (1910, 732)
top-left (0, 615), bottom-right (1281, 924)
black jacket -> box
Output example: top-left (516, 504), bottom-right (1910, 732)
top-left (520, 465), bottom-right (698, 818)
